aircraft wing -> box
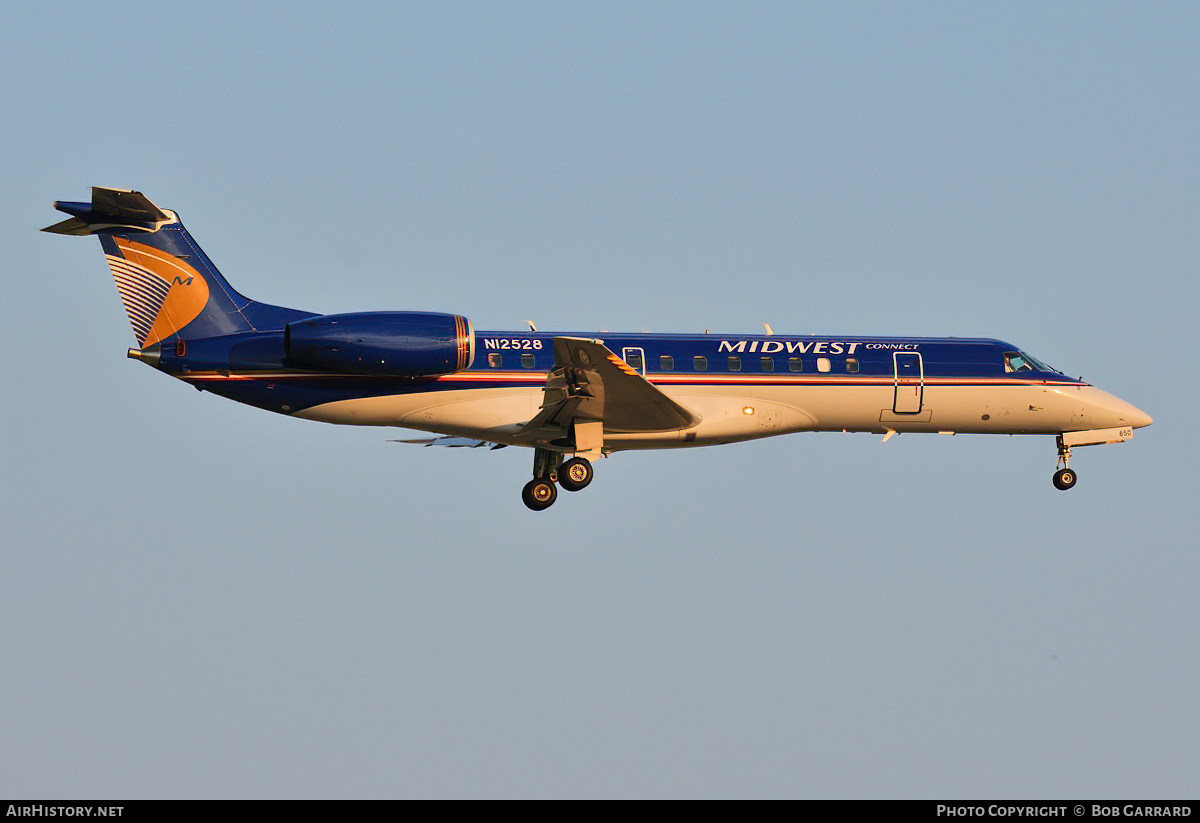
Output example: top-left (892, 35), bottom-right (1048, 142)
top-left (515, 337), bottom-right (701, 446)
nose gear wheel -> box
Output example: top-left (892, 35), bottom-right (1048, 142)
top-left (1052, 436), bottom-right (1078, 491)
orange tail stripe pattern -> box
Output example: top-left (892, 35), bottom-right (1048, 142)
top-left (110, 237), bottom-right (211, 347)
top-left (104, 254), bottom-right (173, 346)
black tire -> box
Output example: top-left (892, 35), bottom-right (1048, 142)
top-left (1052, 468), bottom-right (1077, 491)
top-left (522, 478), bottom-right (558, 510)
top-left (558, 457), bottom-right (594, 492)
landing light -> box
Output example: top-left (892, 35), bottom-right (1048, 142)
top-left (742, 406), bottom-right (755, 415)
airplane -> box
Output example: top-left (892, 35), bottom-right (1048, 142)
top-left (45, 187), bottom-right (1152, 510)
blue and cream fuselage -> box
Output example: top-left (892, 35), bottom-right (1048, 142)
top-left (156, 329), bottom-right (1150, 450)
top-left (46, 187), bottom-right (1151, 505)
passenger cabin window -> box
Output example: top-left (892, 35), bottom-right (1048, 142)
top-left (788, 357), bottom-right (803, 372)
top-left (660, 355), bottom-right (674, 371)
top-left (846, 358), bottom-right (860, 373)
top-left (727, 356), bottom-right (742, 371)
top-left (693, 356), bottom-right (707, 371)
top-left (760, 357), bottom-right (774, 372)
top-left (816, 357), bottom-right (831, 373)
top-left (521, 353), bottom-right (536, 369)
top-left (488, 353), bottom-right (502, 368)
top-left (625, 352), bottom-right (643, 371)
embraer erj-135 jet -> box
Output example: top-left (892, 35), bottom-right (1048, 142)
top-left (46, 188), bottom-right (1152, 510)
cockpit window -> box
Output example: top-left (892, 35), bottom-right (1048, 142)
top-left (1004, 351), bottom-right (1052, 374)
top-left (1021, 351), bottom-right (1054, 372)
top-left (1004, 352), bottom-right (1033, 373)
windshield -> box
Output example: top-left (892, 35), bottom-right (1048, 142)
top-left (1004, 351), bottom-right (1059, 374)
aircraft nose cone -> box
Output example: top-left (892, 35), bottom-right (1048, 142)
top-left (1111, 394), bottom-right (1153, 428)
top-left (1083, 387), bottom-right (1152, 429)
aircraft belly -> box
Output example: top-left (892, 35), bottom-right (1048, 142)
top-left (763, 384), bottom-right (891, 431)
top-left (652, 383), bottom-right (1078, 437)
top-left (294, 387), bottom-right (540, 434)
top-left (610, 386), bottom-right (818, 448)
top-left (291, 381), bottom-right (1081, 447)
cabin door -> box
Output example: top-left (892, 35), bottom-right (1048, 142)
top-left (893, 352), bottom-right (924, 414)
top-left (621, 347), bottom-right (647, 376)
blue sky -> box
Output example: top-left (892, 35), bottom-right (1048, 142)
top-left (2, 1), bottom-right (1197, 798)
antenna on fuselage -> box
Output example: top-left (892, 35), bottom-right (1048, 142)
top-left (763, 323), bottom-right (774, 335)
top-left (526, 320), bottom-right (538, 332)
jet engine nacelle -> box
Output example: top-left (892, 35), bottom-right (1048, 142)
top-left (285, 311), bottom-right (475, 376)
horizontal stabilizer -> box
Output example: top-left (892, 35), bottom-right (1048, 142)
top-left (42, 187), bottom-right (170, 235)
top-left (390, 437), bottom-right (507, 449)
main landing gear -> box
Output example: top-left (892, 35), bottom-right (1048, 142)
top-left (559, 457), bottom-right (594, 492)
top-left (521, 449), bottom-right (595, 510)
top-left (1053, 436), bottom-right (1078, 491)
top-left (521, 477), bottom-right (558, 510)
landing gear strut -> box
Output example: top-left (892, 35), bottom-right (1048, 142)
top-left (521, 450), bottom-right (595, 510)
top-left (521, 448), bottom-right (561, 511)
top-left (1053, 436), bottom-right (1078, 491)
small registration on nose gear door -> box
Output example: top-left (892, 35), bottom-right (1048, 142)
top-left (893, 352), bottom-right (924, 414)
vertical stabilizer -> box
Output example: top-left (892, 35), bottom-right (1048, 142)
top-left (44, 187), bottom-right (310, 346)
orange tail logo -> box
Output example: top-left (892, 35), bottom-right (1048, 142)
top-left (106, 237), bottom-right (210, 347)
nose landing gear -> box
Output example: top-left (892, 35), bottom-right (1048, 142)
top-left (1053, 436), bottom-right (1078, 491)
top-left (1049, 427), bottom-right (1138, 491)
top-left (521, 448), bottom-right (596, 510)
top-left (1052, 467), bottom-right (1077, 490)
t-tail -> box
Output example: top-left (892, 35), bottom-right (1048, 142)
top-left (43, 187), bottom-right (310, 349)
